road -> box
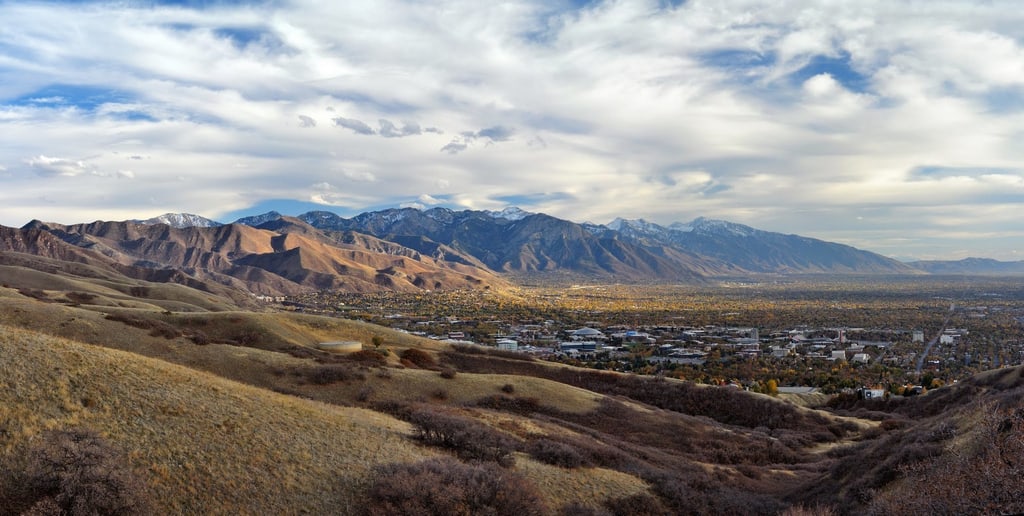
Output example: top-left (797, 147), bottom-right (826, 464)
top-left (915, 303), bottom-right (955, 376)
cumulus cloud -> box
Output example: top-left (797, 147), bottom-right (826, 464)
top-left (476, 126), bottom-right (514, 142)
top-left (439, 125), bottom-right (515, 154)
top-left (378, 119), bottom-right (422, 137)
top-left (332, 117), bottom-right (375, 135)
top-left (440, 141), bottom-right (469, 155)
top-left (342, 169), bottom-right (377, 182)
top-left (2, 1), bottom-right (1024, 259)
top-left (417, 193), bottom-right (442, 205)
top-left (25, 156), bottom-right (94, 177)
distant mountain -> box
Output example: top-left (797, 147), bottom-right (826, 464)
top-left (9, 206), bottom-right (932, 297)
top-left (137, 213), bottom-right (222, 228)
top-left (296, 207), bottom-right (724, 281)
top-left (484, 207), bottom-right (533, 221)
top-left (233, 211), bottom-right (284, 227)
top-left (608, 216), bottom-right (919, 274)
top-left (908, 257), bottom-right (1024, 275)
top-left (287, 207), bottom-right (920, 278)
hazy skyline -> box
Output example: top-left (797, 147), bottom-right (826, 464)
top-left (2, 0), bottom-right (1023, 261)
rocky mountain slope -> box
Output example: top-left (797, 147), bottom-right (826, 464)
top-left (14, 217), bottom-right (506, 296)
top-left (4, 205), bottom-right (941, 300)
top-left (280, 207), bottom-right (916, 278)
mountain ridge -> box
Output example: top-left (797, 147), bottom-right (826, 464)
top-left (7, 206), bottom-right (969, 297)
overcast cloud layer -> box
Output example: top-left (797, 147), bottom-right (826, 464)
top-left (2, 0), bottom-right (1023, 260)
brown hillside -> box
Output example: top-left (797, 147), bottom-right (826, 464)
top-left (22, 220), bottom-right (507, 295)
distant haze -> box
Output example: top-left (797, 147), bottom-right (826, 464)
top-left (1, 1), bottom-right (1023, 261)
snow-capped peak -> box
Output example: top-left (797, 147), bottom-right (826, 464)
top-left (672, 217), bottom-right (759, 237)
top-left (235, 211), bottom-right (284, 226)
top-left (607, 217), bottom-right (668, 236)
top-left (140, 213), bottom-right (221, 228)
top-left (485, 207), bottom-right (532, 221)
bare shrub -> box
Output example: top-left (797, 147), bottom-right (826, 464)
top-left (305, 365), bottom-right (363, 385)
top-left (559, 503), bottom-right (610, 516)
top-left (400, 348), bottom-right (437, 369)
top-left (500, 383), bottom-right (515, 394)
top-left (364, 457), bottom-right (547, 516)
top-left (526, 438), bottom-right (590, 468)
top-left (474, 394), bottom-right (540, 414)
top-left (146, 320), bottom-right (180, 339)
top-left (234, 330), bottom-right (262, 346)
top-left (18, 288), bottom-right (54, 302)
top-left (439, 367), bottom-right (457, 379)
top-left (65, 292), bottom-right (97, 305)
top-left (103, 313), bottom-right (180, 339)
top-left (407, 408), bottom-right (517, 464)
top-left (867, 406), bottom-right (1024, 515)
top-left (603, 493), bottom-right (669, 516)
top-left (356, 386), bottom-right (375, 403)
top-left (16, 428), bottom-right (150, 515)
top-left (347, 350), bottom-right (388, 366)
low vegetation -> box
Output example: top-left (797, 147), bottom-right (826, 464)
top-left (364, 457), bottom-right (547, 516)
top-left (2, 273), bottom-right (1023, 514)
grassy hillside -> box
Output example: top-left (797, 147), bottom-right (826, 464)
top-left (2, 286), bottom-right (1021, 514)
top-left (0, 325), bottom-right (655, 514)
top-left (0, 324), bottom-right (435, 513)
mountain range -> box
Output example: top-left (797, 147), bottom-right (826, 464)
top-left (2, 207), bottom-right (1018, 296)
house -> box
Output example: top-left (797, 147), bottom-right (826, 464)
top-left (859, 387), bottom-right (886, 400)
top-left (496, 339), bottom-right (518, 351)
top-left (852, 353), bottom-right (871, 364)
top-left (558, 341), bottom-right (598, 353)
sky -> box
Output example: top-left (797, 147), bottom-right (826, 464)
top-left (1, 0), bottom-right (1023, 261)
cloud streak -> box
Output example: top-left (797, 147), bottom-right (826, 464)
top-left (0, 1), bottom-right (1023, 260)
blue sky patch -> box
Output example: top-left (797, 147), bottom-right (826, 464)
top-left (5, 84), bottom-right (133, 111)
top-left (910, 165), bottom-right (1021, 179)
top-left (221, 198), bottom-right (343, 221)
top-left (494, 192), bottom-right (574, 207)
top-left (213, 27), bottom-right (280, 50)
top-left (790, 52), bottom-right (870, 94)
top-left (983, 87), bottom-right (1024, 113)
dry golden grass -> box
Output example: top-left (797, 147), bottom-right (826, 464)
top-left (348, 369), bottom-right (603, 414)
top-left (514, 455), bottom-right (651, 510)
top-left (0, 324), bottom-right (437, 514)
top-left (0, 323), bottom-right (674, 513)
top-left (0, 263), bottom-right (240, 312)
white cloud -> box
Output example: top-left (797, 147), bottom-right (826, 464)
top-left (25, 155), bottom-right (93, 177)
top-left (1, 1), bottom-right (1024, 258)
top-left (417, 193), bottom-right (442, 205)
